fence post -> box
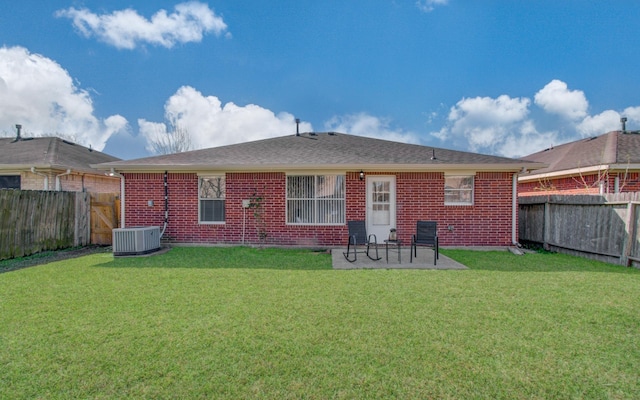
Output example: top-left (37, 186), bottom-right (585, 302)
top-left (620, 202), bottom-right (635, 267)
top-left (543, 200), bottom-right (551, 251)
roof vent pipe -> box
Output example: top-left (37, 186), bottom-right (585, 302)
top-left (295, 118), bottom-right (300, 136)
top-left (621, 117), bottom-right (627, 133)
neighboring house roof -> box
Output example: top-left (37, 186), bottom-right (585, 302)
top-left (519, 130), bottom-right (640, 181)
top-left (95, 132), bottom-right (544, 173)
top-left (0, 136), bottom-right (121, 174)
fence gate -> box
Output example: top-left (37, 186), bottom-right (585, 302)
top-left (90, 193), bottom-right (119, 245)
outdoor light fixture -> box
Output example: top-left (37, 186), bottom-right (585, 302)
top-left (359, 170), bottom-right (365, 181)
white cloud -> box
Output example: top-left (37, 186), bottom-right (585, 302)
top-left (436, 95), bottom-right (534, 156)
top-left (416, 0), bottom-right (449, 13)
top-left (497, 120), bottom-right (557, 158)
top-left (324, 113), bottom-right (420, 144)
top-left (139, 86), bottom-right (310, 153)
top-left (534, 79), bottom-right (588, 120)
top-left (622, 106), bottom-right (640, 126)
top-left (0, 46), bottom-right (127, 150)
top-left (56, 2), bottom-right (229, 50)
top-left (576, 110), bottom-right (621, 137)
top-left (433, 79), bottom-right (640, 157)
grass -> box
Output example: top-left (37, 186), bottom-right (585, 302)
top-left (1, 247), bottom-right (639, 399)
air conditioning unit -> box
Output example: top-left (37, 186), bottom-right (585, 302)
top-left (113, 227), bottom-right (161, 256)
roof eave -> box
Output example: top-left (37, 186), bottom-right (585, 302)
top-left (0, 163), bottom-right (112, 176)
top-left (518, 163), bottom-right (640, 182)
top-left (93, 161), bottom-right (546, 174)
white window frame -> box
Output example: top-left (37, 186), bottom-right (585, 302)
top-left (198, 175), bottom-right (226, 224)
top-left (444, 175), bottom-right (474, 206)
top-left (286, 174), bottom-right (346, 225)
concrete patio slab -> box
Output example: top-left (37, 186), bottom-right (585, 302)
top-left (332, 246), bottom-right (468, 270)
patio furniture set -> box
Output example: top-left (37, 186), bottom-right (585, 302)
top-left (342, 220), bottom-right (439, 265)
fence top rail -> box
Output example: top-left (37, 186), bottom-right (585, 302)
top-left (519, 192), bottom-right (640, 205)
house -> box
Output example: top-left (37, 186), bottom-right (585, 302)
top-left (0, 135), bottom-right (121, 193)
top-left (95, 132), bottom-right (543, 247)
top-left (518, 130), bottom-right (640, 196)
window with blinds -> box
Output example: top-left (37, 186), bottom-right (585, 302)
top-left (287, 175), bottom-right (345, 225)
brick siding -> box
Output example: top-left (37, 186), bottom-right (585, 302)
top-left (123, 171), bottom-right (517, 247)
top-left (20, 171), bottom-right (120, 193)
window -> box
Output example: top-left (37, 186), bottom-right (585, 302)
top-left (287, 175), bottom-right (345, 224)
top-left (444, 175), bottom-right (474, 205)
top-left (0, 175), bottom-right (20, 189)
top-left (199, 176), bottom-right (225, 223)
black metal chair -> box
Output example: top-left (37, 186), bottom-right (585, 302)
top-left (343, 220), bottom-right (381, 262)
top-left (410, 221), bottom-right (439, 265)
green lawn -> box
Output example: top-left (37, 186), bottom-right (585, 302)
top-left (1, 247), bottom-right (639, 399)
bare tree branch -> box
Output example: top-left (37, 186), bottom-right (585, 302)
top-left (150, 123), bottom-right (193, 155)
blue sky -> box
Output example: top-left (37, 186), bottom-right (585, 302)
top-left (1, 0), bottom-right (639, 160)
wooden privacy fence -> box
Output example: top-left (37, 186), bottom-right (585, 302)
top-left (0, 190), bottom-right (90, 260)
top-left (519, 193), bottom-right (640, 266)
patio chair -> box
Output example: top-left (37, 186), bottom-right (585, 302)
top-left (343, 220), bottom-right (381, 262)
top-left (410, 221), bottom-right (439, 265)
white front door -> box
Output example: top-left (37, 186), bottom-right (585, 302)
top-left (366, 176), bottom-right (396, 241)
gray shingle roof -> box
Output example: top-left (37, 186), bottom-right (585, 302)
top-left (95, 132), bottom-right (542, 172)
top-left (0, 137), bottom-right (120, 174)
top-left (520, 131), bottom-right (640, 176)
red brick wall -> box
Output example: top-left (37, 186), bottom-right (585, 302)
top-left (123, 171), bottom-right (517, 247)
top-left (21, 170), bottom-right (120, 193)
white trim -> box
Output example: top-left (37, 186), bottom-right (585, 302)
top-left (444, 170), bottom-right (476, 176)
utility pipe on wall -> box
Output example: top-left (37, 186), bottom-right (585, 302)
top-left (160, 171), bottom-right (168, 238)
top-left (512, 172), bottom-right (518, 246)
top-left (55, 169), bottom-right (72, 191)
top-left (108, 168), bottom-right (125, 228)
top-left (30, 167), bottom-right (49, 190)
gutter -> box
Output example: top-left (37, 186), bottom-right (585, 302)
top-left (91, 162), bottom-right (546, 174)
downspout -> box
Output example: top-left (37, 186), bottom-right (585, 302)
top-left (120, 173), bottom-right (125, 228)
top-left (108, 168), bottom-right (125, 228)
top-left (160, 171), bottom-right (168, 238)
top-left (512, 172), bottom-right (519, 246)
top-left (55, 169), bottom-right (72, 191)
top-left (30, 167), bottom-right (49, 190)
